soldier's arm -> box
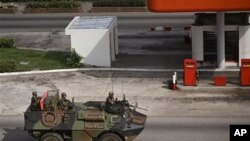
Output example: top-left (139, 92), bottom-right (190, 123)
top-left (110, 98), bottom-right (115, 104)
top-left (107, 98), bottom-right (113, 104)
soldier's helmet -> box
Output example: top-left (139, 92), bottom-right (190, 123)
top-left (32, 91), bottom-right (37, 96)
top-left (108, 91), bottom-right (114, 97)
top-left (61, 92), bottom-right (67, 98)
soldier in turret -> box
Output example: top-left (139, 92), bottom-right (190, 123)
top-left (105, 91), bottom-right (117, 113)
top-left (58, 92), bottom-right (71, 110)
top-left (106, 91), bottom-right (115, 105)
top-left (30, 91), bottom-right (39, 111)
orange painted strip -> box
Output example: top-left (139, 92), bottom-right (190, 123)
top-left (40, 91), bottom-right (48, 110)
top-left (147, 0), bottom-right (250, 12)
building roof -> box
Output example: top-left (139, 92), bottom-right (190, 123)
top-left (67, 16), bottom-right (116, 30)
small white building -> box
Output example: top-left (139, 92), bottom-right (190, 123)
top-left (65, 16), bottom-right (118, 67)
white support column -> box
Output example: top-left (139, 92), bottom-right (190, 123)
top-left (216, 12), bottom-right (226, 69)
top-left (239, 26), bottom-right (250, 66)
top-left (191, 26), bottom-right (204, 61)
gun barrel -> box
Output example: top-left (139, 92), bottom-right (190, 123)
top-left (137, 107), bottom-right (148, 111)
top-left (129, 105), bottom-right (148, 111)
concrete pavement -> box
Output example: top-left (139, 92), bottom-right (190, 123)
top-left (0, 116), bottom-right (23, 128)
top-left (0, 70), bottom-right (250, 117)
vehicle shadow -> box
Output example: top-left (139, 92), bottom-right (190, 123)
top-left (1, 127), bottom-right (35, 141)
top-left (1, 128), bottom-right (93, 141)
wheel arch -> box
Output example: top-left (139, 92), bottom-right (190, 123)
top-left (40, 132), bottom-right (64, 141)
top-left (35, 130), bottom-right (66, 140)
top-left (97, 130), bottom-right (125, 141)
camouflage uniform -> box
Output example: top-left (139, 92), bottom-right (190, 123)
top-left (106, 91), bottom-right (115, 105)
top-left (58, 92), bottom-right (70, 110)
top-left (105, 91), bottom-right (117, 113)
top-left (30, 91), bottom-right (39, 111)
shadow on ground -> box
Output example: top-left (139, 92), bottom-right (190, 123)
top-left (1, 127), bottom-right (34, 141)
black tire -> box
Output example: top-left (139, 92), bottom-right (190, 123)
top-left (40, 133), bottom-right (64, 141)
top-left (100, 133), bottom-right (123, 141)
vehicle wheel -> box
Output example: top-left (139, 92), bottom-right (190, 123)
top-left (40, 133), bottom-right (64, 141)
top-left (100, 133), bottom-right (123, 141)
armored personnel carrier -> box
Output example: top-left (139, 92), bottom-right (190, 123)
top-left (24, 90), bottom-right (147, 141)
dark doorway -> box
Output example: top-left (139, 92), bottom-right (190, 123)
top-left (203, 31), bottom-right (239, 63)
top-left (225, 31), bottom-right (239, 62)
top-left (203, 31), bottom-right (217, 62)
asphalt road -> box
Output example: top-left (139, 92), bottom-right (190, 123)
top-left (0, 14), bottom-right (194, 33)
top-left (0, 13), bottom-right (194, 69)
top-left (1, 116), bottom-right (250, 141)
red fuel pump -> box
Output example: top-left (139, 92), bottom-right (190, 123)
top-left (183, 59), bottom-right (197, 86)
top-left (240, 59), bottom-right (250, 86)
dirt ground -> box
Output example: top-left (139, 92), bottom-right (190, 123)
top-left (1, 70), bottom-right (250, 117)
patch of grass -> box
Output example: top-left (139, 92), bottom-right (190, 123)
top-left (26, 1), bottom-right (81, 9)
top-left (0, 38), bottom-right (15, 48)
top-left (66, 48), bottom-right (83, 68)
top-left (0, 48), bottom-right (72, 72)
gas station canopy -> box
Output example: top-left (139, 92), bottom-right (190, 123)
top-left (147, 0), bottom-right (250, 12)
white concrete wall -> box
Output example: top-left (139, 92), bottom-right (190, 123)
top-left (69, 29), bottom-right (111, 67)
top-left (239, 26), bottom-right (250, 66)
top-left (191, 26), bottom-right (204, 61)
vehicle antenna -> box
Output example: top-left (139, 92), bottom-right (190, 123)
top-left (122, 81), bottom-right (126, 101)
top-left (135, 96), bottom-right (138, 107)
top-left (122, 80), bottom-right (124, 94)
top-left (111, 68), bottom-right (114, 92)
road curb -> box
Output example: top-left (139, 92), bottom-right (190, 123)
top-left (0, 68), bottom-right (183, 77)
top-left (0, 68), bottom-right (241, 77)
top-left (0, 115), bottom-right (24, 127)
top-left (176, 84), bottom-right (250, 93)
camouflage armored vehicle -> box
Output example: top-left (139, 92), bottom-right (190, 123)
top-left (24, 90), bottom-right (147, 141)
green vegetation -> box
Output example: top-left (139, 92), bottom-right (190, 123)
top-left (26, 1), bottom-right (81, 8)
top-left (0, 60), bottom-right (16, 72)
top-left (0, 38), bottom-right (83, 73)
top-left (0, 3), bottom-right (17, 8)
top-left (0, 48), bottom-right (72, 72)
top-left (93, 0), bottom-right (146, 7)
top-left (1, 0), bottom-right (147, 8)
top-left (66, 48), bottom-right (83, 68)
top-left (0, 0), bottom-right (87, 2)
top-left (0, 38), bottom-right (15, 48)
